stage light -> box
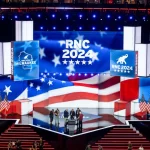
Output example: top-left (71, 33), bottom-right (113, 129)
top-left (53, 73), bottom-right (56, 76)
top-left (79, 14), bottom-right (82, 18)
top-left (53, 26), bottom-right (56, 30)
top-left (91, 73), bottom-right (93, 76)
top-left (78, 73), bottom-right (81, 76)
top-left (52, 14), bottom-right (55, 18)
top-left (72, 73), bottom-right (75, 76)
top-left (129, 16), bottom-right (133, 20)
top-left (143, 16), bottom-right (146, 20)
top-left (118, 16), bottom-right (121, 19)
top-left (79, 26), bottom-right (82, 30)
top-left (1, 15), bottom-right (4, 19)
top-left (66, 14), bottom-right (69, 17)
top-left (92, 27), bottom-right (95, 30)
top-left (66, 26), bottom-right (69, 30)
top-left (93, 14), bottom-right (96, 18)
top-left (40, 26), bottom-right (43, 30)
top-left (38, 14), bottom-right (41, 17)
top-left (26, 15), bottom-right (29, 19)
top-left (105, 27), bottom-right (108, 30)
top-left (107, 15), bottom-right (110, 18)
top-left (118, 27), bottom-right (121, 30)
top-left (66, 73), bottom-right (69, 76)
top-left (84, 73), bottom-right (87, 76)
top-left (98, 73), bottom-right (100, 76)
top-left (59, 73), bottom-right (62, 76)
top-left (14, 15), bottom-right (18, 19)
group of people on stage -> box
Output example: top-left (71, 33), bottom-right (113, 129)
top-left (8, 138), bottom-right (44, 150)
top-left (49, 108), bottom-right (84, 131)
top-left (85, 141), bottom-right (145, 150)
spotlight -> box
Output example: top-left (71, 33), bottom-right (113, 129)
top-left (66, 26), bottom-right (69, 30)
top-left (78, 73), bottom-right (81, 76)
top-left (53, 26), bottom-right (56, 30)
top-left (84, 73), bottom-right (87, 76)
top-left (14, 15), bottom-right (18, 19)
top-left (129, 16), bottom-right (133, 20)
top-left (66, 14), bottom-right (69, 18)
top-left (118, 16), bottom-right (121, 19)
top-left (92, 27), bottom-right (95, 30)
top-left (79, 26), bottom-right (82, 30)
top-left (40, 26), bottom-right (43, 30)
top-left (143, 17), bottom-right (146, 20)
top-left (118, 27), bottom-right (121, 30)
top-left (105, 27), bottom-right (108, 30)
top-left (2, 15), bottom-right (4, 19)
top-left (60, 73), bottom-right (62, 76)
top-left (38, 14), bottom-right (41, 17)
top-left (79, 14), bottom-right (82, 18)
top-left (52, 14), bottom-right (55, 18)
top-left (26, 15), bottom-right (29, 19)
top-left (91, 73), bottom-right (94, 76)
top-left (107, 15), bottom-right (110, 18)
top-left (72, 73), bottom-right (75, 76)
top-left (93, 14), bottom-right (96, 18)
top-left (53, 73), bottom-right (56, 76)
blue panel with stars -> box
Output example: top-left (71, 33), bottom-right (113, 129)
top-left (13, 41), bottom-right (39, 81)
top-left (34, 31), bottom-right (123, 73)
top-left (110, 50), bottom-right (138, 77)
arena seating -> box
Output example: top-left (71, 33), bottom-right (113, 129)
top-left (91, 126), bottom-right (150, 150)
top-left (0, 124), bottom-right (55, 150)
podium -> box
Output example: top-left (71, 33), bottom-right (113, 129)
top-left (68, 119), bottom-right (76, 135)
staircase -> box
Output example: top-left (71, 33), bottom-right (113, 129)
top-left (0, 125), bottom-right (55, 150)
top-left (92, 126), bottom-right (150, 150)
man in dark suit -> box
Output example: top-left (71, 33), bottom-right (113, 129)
top-left (39, 137), bottom-right (44, 150)
top-left (70, 109), bottom-right (75, 120)
top-left (49, 109), bottom-right (54, 129)
top-left (76, 108), bottom-right (80, 128)
top-left (64, 109), bottom-right (69, 127)
top-left (128, 141), bottom-right (132, 150)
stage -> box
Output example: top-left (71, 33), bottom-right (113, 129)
top-left (1, 108), bottom-right (145, 136)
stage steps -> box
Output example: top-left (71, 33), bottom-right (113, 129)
top-left (0, 125), bottom-right (55, 150)
top-left (91, 126), bottom-right (150, 150)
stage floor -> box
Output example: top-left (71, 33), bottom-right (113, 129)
top-left (2, 108), bottom-right (145, 135)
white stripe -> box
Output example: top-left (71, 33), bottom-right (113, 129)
top-left (29, 83), bottom-right (120, 104)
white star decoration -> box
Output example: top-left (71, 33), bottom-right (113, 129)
top-left (29, 83), bottom-right (34, 88)
top-left (52, 54), bottom-right (61, 67)
top-left (40, 78), bottom-right (45, 82)
top-left (62, 31), bottom-right (68, 37)
top-left (62, 81), bottom-right (66, 83)
top-left (66, 63), bottom-right (75, 73)
top-left (58, 40), bottom-right (66, 46)
top-left (40, 35), bottom-right (47, 40)
top-left (76, 34), bottom-right (84, 41)
top-left (63, 59), bottom-right (67, 65)
top-left (48, 80), bottom-right (53, 86)
top-left (36, 86), bottom-right (40, 91)
top-left (88, 60), bottom-right (92, 65)
top-left (21, 41), bottom-right (32, 51)
top-left (82, 60), bottom-right (86, 65)
top-left (91, 51), bottom-right (99, 62)
top-left (39, 48), bottom-right (46, 59)
top-left (3, 86), bottom-right (12, 96)
top-left (69, 60), bottom-right (74, 65)
top-left (94, 42), bottom-right (101, 48)
top-left (75, 60), bottom-right (80, 65)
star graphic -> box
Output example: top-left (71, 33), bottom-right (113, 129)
top-left (121, 70), bottom-right (123, 72)
top-left (45, 70), bottom-right (47, 73)
top-left (128, 71), bottom-right (130, 73)
top-left (94, 42), bottom-right (101, 48)
top-left (48, 80), bottom-right (53, 86)
top-left (69, 60), bottom-right (74, 65)
top-left (3, 86), bottom-right (12, 96)
top-left (91, 51), bottom-right (99, 62)
top-left (114, 70), bottom-right (116, 72)
top-left (41, 73), bottom-right (43, 76)
top-left (43, 74), bottom-right (47, 78)
top-left (40, 35), bottom-right (47, 40)
top-left (75, 60), bottom-right (80, 65)
top-left (21, 41), bottom-right (32, 50)
top-left (124, 70), bottom-right (126, 73)
top-left (39, 48), bottom-right (46, 59)
top-left (99, 31), bottom-right (107, 37)
top-left (63, 59), bottom-right (67, 65)
top-left (76, 34), bottom-right (84, 41)
top-left (58, 40), bottom-right (66, 46)
top-left (62, 81), bottom-right (66, 83)
top-left (88, 60), bottom-right (92, 65)
top-left (29, 83), bottom-right (34, 88)
top-left (66, 63), bottom-right (75, 73)
top-left (40, 78), bottom-right (45, 82)
top-left (82, 60), bottom-right (86, 65)
top-left (36, 86), bottom-right (40, 91)
top-left (51, 77), bottom-right (56, 80)
top-left (118, 70), bottom-right (120, 72)
top-left (62, 31), bottom-right (68, 37)
top-left (52, 54), bottom-right (61, 67)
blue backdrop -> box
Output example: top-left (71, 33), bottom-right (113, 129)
top-left (34, 31), bottom-right (123, 73)
top-left (13, 41), bottom-right (39, 81)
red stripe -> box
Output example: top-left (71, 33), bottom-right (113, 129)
top-left (73, 76), bottom-right (120, 89)
top-left (34, 92), bottom-right (120, 107)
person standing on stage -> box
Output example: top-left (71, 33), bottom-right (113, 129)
top-left (98, 145), bottom-right (103, 150)
top-left (70, 109), bottom-right (75, 120)
top-left (39, 137), bottom-right (44, 150)
top-left (76, 108), bottom-right (80, 128)
top-left (49, 109), bottom-right (54, 125)
top-left (78, 111), bottom-right (83, 131)
top-left (139, 145), bottom-right (144, 150)
top-left (128, 141), bottom-right (132, 150)
top-left (85, 144), bottom-right (92, 150)
top-left (64, 109), bottom-right (69, 127)
top-left (55, 108), bottom-right (60, 130)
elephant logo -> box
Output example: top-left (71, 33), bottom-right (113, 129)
top-left (117, 54), bottom-right (128, 64)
